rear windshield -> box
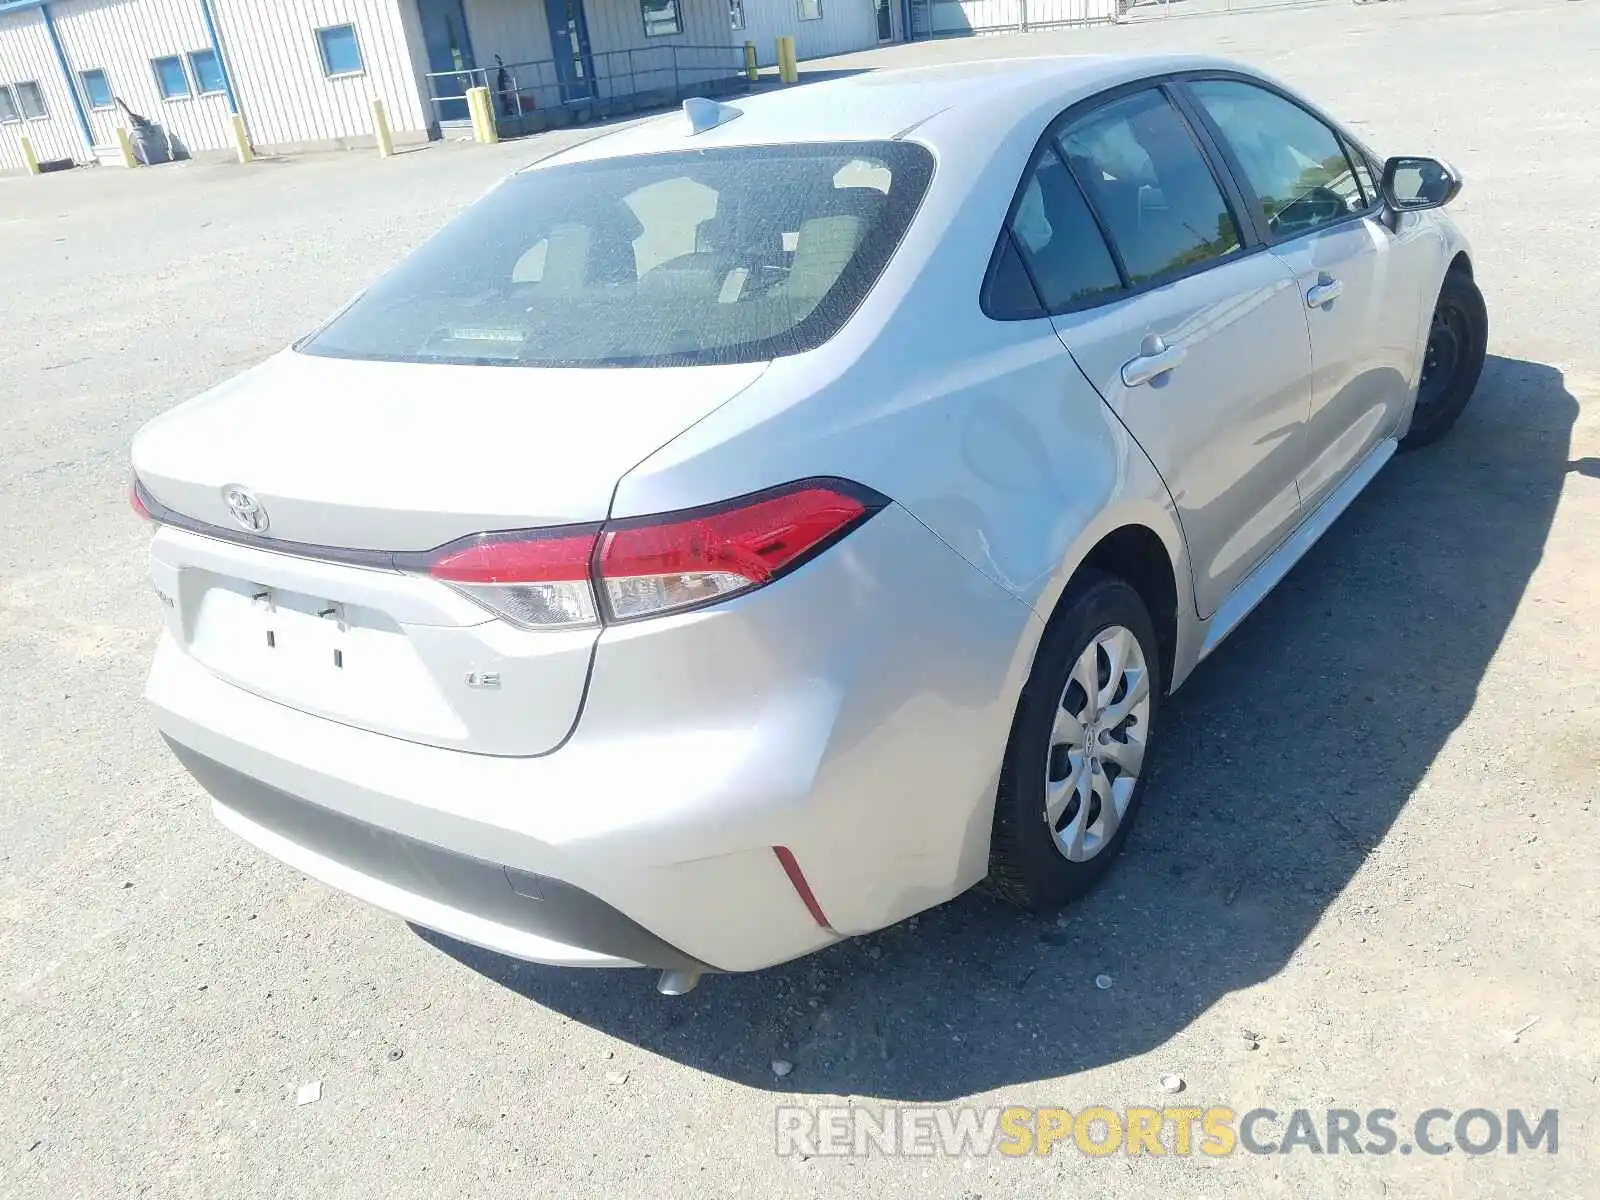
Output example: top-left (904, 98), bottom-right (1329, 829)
top-left (300, 141), bottom-right (934, 368)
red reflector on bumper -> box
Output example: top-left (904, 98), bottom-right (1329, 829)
top-left (773, 846), bottom-right (831, 929)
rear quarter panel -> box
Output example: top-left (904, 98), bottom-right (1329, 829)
top-left (611, 133), bottom-right (1200, 694)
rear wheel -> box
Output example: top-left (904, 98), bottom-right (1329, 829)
top-left (987, 571), bottom-right (1162, 909)
top-left (1400, 269), bottom-right (1488, 450)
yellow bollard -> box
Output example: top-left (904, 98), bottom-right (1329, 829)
top-left (229, 112), bottom-right (254, 164)
top-left (478, 90), bottom-right (500, 144)
top-left (114, 125), bottom-right (138, 168)
top-left (744, 41), bottom-right (758, 82)
top-left (371, 97), bottom-right (395, 158)
top-left (466, 85), bottom-right (499, 144)
top-left (776, 36), bottom-right (798, 85)
top-left (478, 86), bottom-right (500, 143)
top-left (18, 134), bottom-right (41, 176)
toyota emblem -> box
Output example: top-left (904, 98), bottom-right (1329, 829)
top-left (222, 484), bottom-right (269, 533)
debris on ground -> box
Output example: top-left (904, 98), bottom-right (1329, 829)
top-left (998, 964), bottom-right (1035, 990)
top-left (771, 1059), bottom-right (794, 1078)
top-left (1095, 974), bottom-right (1113, 990)
top-left (295, 1081), bottom-right (322, 1106)
top-left (1159, 1075), bottom-right (1185, 1094)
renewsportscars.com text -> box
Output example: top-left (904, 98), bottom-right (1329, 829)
top-left (775, 1105), bottom-right (1558, 1158)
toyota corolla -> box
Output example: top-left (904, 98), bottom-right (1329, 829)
top-left (132, 56), bottom-right (1485, 993)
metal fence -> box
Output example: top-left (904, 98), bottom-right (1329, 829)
top-left (908, 0), bottom-right (1340, 37)
top-left (426, 44), bottom-right (753, 136)
top-left (1119, 0), bottom-right (1339, 20)
top-left (908, 0), bottom-right (1108, 38)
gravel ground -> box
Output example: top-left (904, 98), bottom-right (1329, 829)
top-left (2, 0), bottom-right (1597, 1196)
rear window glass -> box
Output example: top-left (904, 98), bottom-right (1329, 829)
top-left (301, 142), bottom-right (934, 368)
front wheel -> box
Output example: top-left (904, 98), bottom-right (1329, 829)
top-left (1400, 269), bottom-right (1488, 450)
top-left (986, 571), bottom-right (1162, 909)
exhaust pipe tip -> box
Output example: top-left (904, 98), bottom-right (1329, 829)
top-left (656, 969), bottom-right (703, 996)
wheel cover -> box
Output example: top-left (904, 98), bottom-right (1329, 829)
top-left (1043, 624), bottom-right (1152, 863)
top-left (1417, 303), bottom-right (1468, 413)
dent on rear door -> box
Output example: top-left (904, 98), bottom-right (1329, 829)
top-left (1016, 83), bottom-right (1318, 618)
top-left (1051, 255), bottom-right (1314, 619)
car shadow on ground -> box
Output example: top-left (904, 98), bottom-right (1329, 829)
top-left (416, 354), bottom-right (1576, 1101)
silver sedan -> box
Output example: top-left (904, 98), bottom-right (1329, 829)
top-left (131, 54), bottom-right (1485, 992)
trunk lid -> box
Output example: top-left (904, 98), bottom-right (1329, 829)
top-left (135, 350), bottom-right (767, 756)
top-left (133, 350), bottom-right (768, 550)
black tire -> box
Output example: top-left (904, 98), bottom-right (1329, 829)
top-left (986, 569), bottom-right (1162, 909)
top-left (1400, 268), bottom-right (1488, 451)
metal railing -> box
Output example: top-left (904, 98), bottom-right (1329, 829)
top-left (426, 44), bottom-right (754, 133)
top-left (1118, 0), bottom-right (1339, 20)
top-left (908, 0), bottom-right (1107, 38)
top-left (907, 0), bottom-right (1340, 37)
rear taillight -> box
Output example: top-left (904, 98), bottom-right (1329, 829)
top-left (424, 526), bottom-right (602, 630)
top-left (599, 483), bottom-right (874, 621)
top-left (412, 479), bottom-right (884, 629)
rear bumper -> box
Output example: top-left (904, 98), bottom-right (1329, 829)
top-left (147, 504), bottom-right (1041, 973)
top-left (151, 630), bottom-right (835, 971)
top-left (173, 740), bottom-right (712, 972)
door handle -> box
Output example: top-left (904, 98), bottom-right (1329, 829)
top-left (1121, 334), bottom-right (1187, 387)
top-left (1305, 272), bottom-right (1343, 309)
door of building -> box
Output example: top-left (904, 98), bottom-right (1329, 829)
top-left (546, 0), bottom-right (598, 103)
top-left (418, 0), bottom-right (476, 122)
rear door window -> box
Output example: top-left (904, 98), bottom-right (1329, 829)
top-left (301, 142), bottom-right (933, 368)
top-left (1058, 89), bottom-right (1243, 286)
top-left (1188, 79), bottom-right (1370, 239)
top-left (990, 142), bottom-right (1122, 316)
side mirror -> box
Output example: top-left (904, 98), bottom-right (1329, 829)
top-left (1380, 156), bottom-right (1464, 212)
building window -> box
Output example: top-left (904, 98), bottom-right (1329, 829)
top-left (152, 56), bottom-right (191, 99)
top-left (79, 68), bottom-right (115, 110)
top-left (799, 0), bottom-right (822, 17)
top-left (641, 0), bottom-right (683, 36)
top-left (729, 0), bottom-right (746, 27)
top-left (315, 24), bottom-right (365, 76)
top-left (14, 80), bottom-right (47, 119)
top-left (188, 49), bottom-right (225, 95)
top-left (0, 86), bottom-right (18, 124)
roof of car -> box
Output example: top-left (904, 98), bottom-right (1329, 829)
top-left (537, 54), bottom-right (1256, 166)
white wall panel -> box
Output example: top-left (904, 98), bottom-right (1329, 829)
top-left (581, 0), bottom-right (738, 99)
top-left (454, 0), bottom-right (553, 121)
top-left (587, 0), bottom-right (731, 54)
top-left (456, 0), bottom-right (741, 109)
top-left (53, 0), bottom-right (231, 153)
top-left (208, 0), bottom-right (428, 145)
top-left (392, 0), bottom-right (437, 130)
top-left (0, 8), bottom-right (87, 170)
top-left (461, 0), bottom-right (552, 70)
top-left (740, 0), bottom-right (882, 63)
